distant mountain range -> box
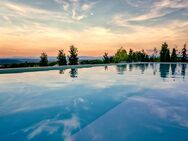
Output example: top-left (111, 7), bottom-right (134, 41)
top-left (0, 56), bottom-right (102, 65)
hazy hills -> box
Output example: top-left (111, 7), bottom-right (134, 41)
top-left (0, 56), bottom-right (102, 65)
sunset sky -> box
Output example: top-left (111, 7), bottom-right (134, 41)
top-left (0, 0), bottom-right (188, 57)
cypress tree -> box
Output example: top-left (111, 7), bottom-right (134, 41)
top-left (160, 42), bottom-right (170, 62)
top-left (103, 52), bottom-right (110, 63)
top-left (68, 45), bottom-right (78, 65)
top-left (171, 48), bottom-right (177, 62)
top-left (40, 52), bottom-right (48, 66)
top-left (57, 50), bottom-right (67, 66)
top-left (182, 44), bottom-right (187, 62)
top-left (128, 49), bottom-right (133, 62)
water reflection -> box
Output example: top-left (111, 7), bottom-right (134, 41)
top-left (116, 63), bottom-right (186, 80)
top-left (57, 63), bottom-right (187, 80)
top-left (104, 66), bottom-right (108, 71)
top-left (151, 63), bottom-right (157, 75)
top-left (171, 64), bottom-right (177, 76)
top-left (159, 64), bottom-right (170, 78)
top-left (181, 64), bottom-right (187, 79)
top-left (59, 70), bottom-right (65, 74)
top-left (136, 64), bottom-right (149, 74)
top-left (116, 65), bottom-right (127, 75)
top-left (129, 64), bottom-right (133, 72)
top-left (0, 63), bottom-right (188, 141)
top-left (69, 68), bottom-right (78, 78)
top-left (23, 114), bottom-right (80, 141)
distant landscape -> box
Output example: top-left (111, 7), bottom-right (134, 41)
top-left (0, 43), bottom-right (187, 69)
top-left (0, 56), bottom-right (102, 65)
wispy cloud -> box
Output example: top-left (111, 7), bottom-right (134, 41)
top-left (54, 0), bottom-right (96, 21)
top-left (55, 0), bottom-right (70, 11)
top-left (72, 9), bottom-right (86, 20)
top-left (131, 96), bottom-right (188, 128)
top-left (81, 2), bottom-right (96, 11)
top-left (125, 0), bottom-right (150, 8)
top-left (23, 114), bottom-right (80, 140)
top-left (0, 1), bottom-right (50, 16)
top-left (0, 1), bottom-right (74, 25)
top-left (128, 0), bottom-right (188, 21)
top-left (112, 15), bottom-right (130, 27)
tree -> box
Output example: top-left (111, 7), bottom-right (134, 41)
top-left (128, 49), bottom-right (133, 62)
top-left (103, 52), bottom-right (110, 63)
top-left (68, 45), bottom-right (78, 65)
top-left (150, 48), bottom-right (158, 62)
top-left (130, 50), bottom-right (148, 62)
top-left (141, 50), bottom-right (147, 62)
top-left (171, 48), bottom-right (177, 62)
top-left (145, 54), bottom-right (149, 62)
top-left (182, 44), bottom-right (187, 62)
top-left (40, 52), bottom-right (48, 66)
top-left (132, 52), bottom-right (137, 62)
top-left (153, 48), bottom-right (158, 58)
top-left (160, 42), bottom-right (170, 62)
top-left (166, 49), bottom-right (170, 62)
top-left (113, 47), bottom-right (128, 63)
top-left (57, 50), bottom-right (67, 66)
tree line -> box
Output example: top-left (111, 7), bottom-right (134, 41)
top-left (27, 42), bottom-right (188, 66)
top-left (159, 43), bottom-right (187, 62)
top-left (40, 45), bottom-right (78, 66)
top-left (103, 47), bottom-right (149, 63)
top-left (0, 42), bottom-right (187, 69)
top-left (103, 42), bottom-right (187, 64)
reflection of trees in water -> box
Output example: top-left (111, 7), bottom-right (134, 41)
top-left (104, 66), bottom-right (108, 71)
top-left (69, 68), bottom-right (78, 78)
top-left (116, 63), bottom-right (187, 79)
top-left (61, 64), bottom-right (187, 80)
top-left (171, 64), bottom-right (177, 76)
top-left (116, 65), bottom-right (127, 75)
top-left (59, 70), bottom-right (65, 74)
top-left (116, 64), bottom-right (150, 74)
top-left (136, 64), bottom-right (149, 74)
top-left (181, 64), bottom-right (187, 79)
top-left (151, 63), bottom-right (157, 75)
top-left (160, 64), bottom-right (170, 78)
top-left (129, 64), bottom-right (133, 72)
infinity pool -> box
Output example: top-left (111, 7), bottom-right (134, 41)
top-left (0, 63), bottom-right (188, 141)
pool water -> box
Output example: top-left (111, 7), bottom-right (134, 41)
top-left (0, 63), bottom-right (188, 141)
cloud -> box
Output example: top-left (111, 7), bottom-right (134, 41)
top-left (0, 1), bottom-right (74, 24)
top-left (0, 0), bottom-right (187, 56)
top-left (129, 11), bottom-right (170, 21)
top-left (55, 0), bottom-right (70, 11)
top-left (23, 114), bottom-right (80, 140)
top-left (112, 15), bottom-right (131, 27)
top-left (111, 14), bottom-right (188, 49)
top-left (154, 0), bottom-right (188, 9)
top-left (0, 1), bottom-right (49, 16)
top-left (125, 0), bottom-right (188, 21)
top-left (125, 0), bottom-right (150, 8)
top-left (82, 4), bottom-right (92, 11)
top-left (81, 2), bottom-right (96, 11)
top-left (72, 9), bottom-right (86, 20)
top-left (130, 96), bottom-right (188, 128)
top-left (54, 0), bottom-right (96, 21)
top-left (1, 18), bottom-right (188, 57)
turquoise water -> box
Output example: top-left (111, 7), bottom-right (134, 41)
top-left (0, 63), bottom-right (188, 141)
